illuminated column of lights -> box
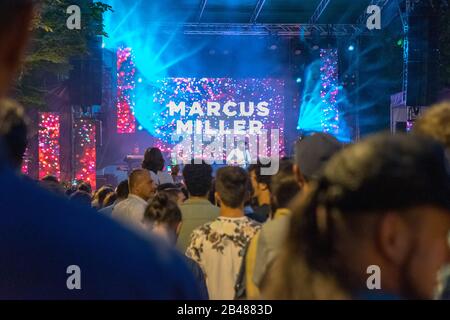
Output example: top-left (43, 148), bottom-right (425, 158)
top-left (117, 47), bottom-right (136, 133)
top-left (320, 49), bottom-right (340, 134)
top-left (38, 112), bottom-right (61, 180)
top-left (74, 119), bottom-right (96, 190)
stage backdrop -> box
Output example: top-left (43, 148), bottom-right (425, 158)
top-left (134, 77), bottom-right (285, 160)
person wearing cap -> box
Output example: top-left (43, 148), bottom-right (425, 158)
top-left (263, 133), bottom-right (450, 300)
top-left (293, 132), bottom-right (343, 190)
top-left (248, 133), bottom-right (343, 296)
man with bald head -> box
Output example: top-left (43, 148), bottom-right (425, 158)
top-left (112, 169), bottom-right (156, 227)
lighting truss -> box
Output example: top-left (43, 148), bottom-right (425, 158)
top-left (309, 0), bottom-right (331, 24)
top-left (156, 23), bottom-right (371, 36)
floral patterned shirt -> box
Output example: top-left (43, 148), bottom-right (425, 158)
top-left (186, 216), bottom-right (261, 300)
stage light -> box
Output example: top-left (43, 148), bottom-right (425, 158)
top-left (348, 45), bottom-right (355, 51)
top-left (138, 125), bottom-right (143, 131)
top-left (102, 42), bottom-right (106, 48)
top-left (269, 45), bottom-right (277, 50)
top-left (38, 112), bottom-right (61, 180)
top-left (138, 78), bottom-right (142, 83)
top-left (74, 119), bottom-right (96, 189)
top-left (312, 45), bottom-right (319, 50)
top-left (397, 39), bottom-right (403, 46)
top-left (296, 77), bottom-right (302, 83)
top-left (294, 49), bottom-right (302, 55)
top-left (297, 49), bottom-right (348, 141)
top-left (117, 47), bottom-right (136, 134)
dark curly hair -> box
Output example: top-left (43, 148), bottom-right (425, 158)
top-left (182, 161), bottom-right (212, 197)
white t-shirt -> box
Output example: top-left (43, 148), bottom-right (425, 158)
top-left (149, 170), bottom-right (174, 186)
top-left (111, 194), bottom-right (148, 227)
top-left (186, 216), bottom-right (260, 300)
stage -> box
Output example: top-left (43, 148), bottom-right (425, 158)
top-left (22, 0), bottom-right (440, 189)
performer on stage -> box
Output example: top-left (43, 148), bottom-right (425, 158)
top-left (226, 140), bottom-right (252, 168)
top-left (142, 147), bottom-right (174, 186)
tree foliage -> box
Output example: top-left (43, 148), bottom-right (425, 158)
top-left (15, 0), bottom-right (112, 108)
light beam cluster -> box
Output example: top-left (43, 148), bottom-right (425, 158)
top-left (38, 112), bottom-right (61, 180)
top-left (117, 47), bottom-right (136, 133)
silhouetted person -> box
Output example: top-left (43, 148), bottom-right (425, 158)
top-left (414, 102), bottom-right (450, 154)
top-left (143, 193), bottom-right (209, 299)
top-left (186, 166), bottom-right (260, 299)
top-left (177, 161), bottom-right (219, 252)
top-left (264, 133), bottom-right (450, 300)
top-left (0, 99), bottom-right (27, 170)
top-left (92, 185), bottom-right (114, 210)
top-left (142, 147), bottom-right (173, 185)
top-left (248, 163), bottom-right (272, 222)
top-left (112, 169), bottom-right (156, 228)
top-left (69, 190), bottom-right (92, 207)
top-left (0, 0), bottom-right (201, 299)
top-left (99, 179), bottom-right (129, 216)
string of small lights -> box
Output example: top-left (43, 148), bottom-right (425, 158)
top-left (117, 47), bottom-right (136, 134)
top-left (320, 49), bottom-right (340, 135)
top-left (74, 119), bottom-right (97, 190)
top-left (38, 112), bottom-right (61, 180)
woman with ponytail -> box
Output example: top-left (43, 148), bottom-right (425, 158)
top-left (264, 133), bottom-right (450, 300)
top-left (143, 193), bottom-right (209, 299)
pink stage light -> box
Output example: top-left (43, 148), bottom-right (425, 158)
top-left (38, 112), bottom-right (61, 180)
top-left (74, 119), bottom-right (97, 190)
top-left (116, 47), bottom-right (136, 134)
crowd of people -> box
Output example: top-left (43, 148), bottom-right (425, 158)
top-left (0, 1), bottom-right (450, 300)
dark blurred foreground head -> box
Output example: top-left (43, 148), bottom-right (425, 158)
top-left (264, 133), bottom-right (450, 300)
top-left (414, 102), bottom-right (450, 151)
top-left (0, 0), bottom-right (202, 300)
top-left (0, 99), bottom-right (28, 169)
top-left (0, 0), bottom-right (34, 97)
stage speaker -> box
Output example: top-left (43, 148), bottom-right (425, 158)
top-left (69, 39), bottom-right (103, 107)
top-left (406, 10), bottom-right (439, 107)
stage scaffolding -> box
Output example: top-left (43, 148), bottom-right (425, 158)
top-left (157, 23), bottom-right (371, 37)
